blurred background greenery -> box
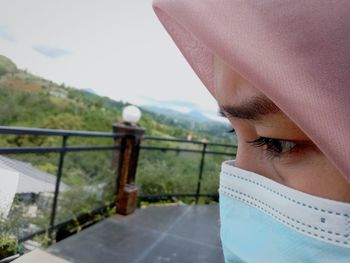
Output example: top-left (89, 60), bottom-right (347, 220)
top-left (0, 54), bottom-right (236, 258)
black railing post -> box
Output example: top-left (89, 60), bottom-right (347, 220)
top-left (49, 135), bottom-right (68, 237)
top-left (195, 142), bottom-right (207, 204)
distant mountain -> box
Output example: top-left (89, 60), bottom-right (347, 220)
top-left (142, 105), bottom-right (210, 122)
top-left (82, 88), bottom-right (97, 94)
top-left (0, 54), bottom-right (235, 144)
top-left (139, 97), bottom-right (226, 123)
top-left (141, 105), bottom-right (233, 140)
top-left (187, 110), bottom-right (210, 122)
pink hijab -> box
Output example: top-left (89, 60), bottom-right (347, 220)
top-left (153, 0), bottom-right (350, 182)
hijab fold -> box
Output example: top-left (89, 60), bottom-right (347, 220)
top-left (153, 0), bottom-right (350, 182)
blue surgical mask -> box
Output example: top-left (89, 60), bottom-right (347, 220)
top-left (219, 160), bottom-right (350, 263)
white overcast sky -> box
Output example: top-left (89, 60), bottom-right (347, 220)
top-left (0, 0), bottom-right (219, 114)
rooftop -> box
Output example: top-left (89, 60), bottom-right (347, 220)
top-left (0, 155), bottom-right (69, 194)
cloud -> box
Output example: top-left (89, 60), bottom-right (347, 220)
top-left (32, 45), bottom-right (72, 59)
top-left (0, 26), bottom-right (15, 42)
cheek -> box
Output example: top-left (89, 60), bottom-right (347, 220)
top-left (274, 153), bottom-right (350, 201)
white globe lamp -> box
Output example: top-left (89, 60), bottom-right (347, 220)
top-left (122, 105), bottom-right (142, 125)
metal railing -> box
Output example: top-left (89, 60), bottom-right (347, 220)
top-left (0, 126), bottom-right (236, 244)
top-left (0, 126), bottom-right (120, 243)
top-left (140, 136), bottom-right (237, 203)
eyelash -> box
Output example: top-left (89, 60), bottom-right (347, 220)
top-left (227, 129), bottom-right (297, 159)
top-left (247, 137), bottom-right (297, 159)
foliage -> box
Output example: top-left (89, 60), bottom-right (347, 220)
top-left (0, 54), bottom-right (237, 246)
top-left (0, 211), bottom-right (19, 260)
top-left (137, 150), bottom-right (198, 195)
top-left (0, 55), bottom-right (17, 78)
top-left (0, 54), bottom-right (234, 144)
top-left (33, 232), bottom-right (52, 248)
top-left (43, 114), bottom-right (82, 130)
top-left (0, 234), bottom-right (18, 259)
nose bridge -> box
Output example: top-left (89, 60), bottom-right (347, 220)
top-left (235, 141), bottom-right (262, 174)
top-left (235, 140), bottom-right (286, 184)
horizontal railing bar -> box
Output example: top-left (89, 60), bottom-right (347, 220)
top-left (18, 203), bottom-right (115, 243)
top-left (140, 145), bottom-right (235, 156)
top-left (138, 193), bottom-right (219, 198)
top-left (0, 145), bottom-right (120, 154)
top-left (0, 127), bottom-right (236, 147)
top-left (143, 136), bottom-right (237, 148)
top-left (0, 145), bottom-right (233, 155)
top-left (140, 145), bottom-right (202, 153)
top-left (205, 150), bottom-right (236, 156)
top-left (0, 126), bottom-right (120, 138)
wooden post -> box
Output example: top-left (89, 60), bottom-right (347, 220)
top-left (113, 123), bottom-right (145, 215)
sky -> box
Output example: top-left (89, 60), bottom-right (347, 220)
top-left (0, 0), bottom-right (220, 118)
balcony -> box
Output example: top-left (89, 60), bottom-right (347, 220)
top-left (16, 204), bottom-right (223, 263)
top-left (0, 125), bottom-right (236, 263)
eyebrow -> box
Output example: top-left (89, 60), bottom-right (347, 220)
top-left (218, 95), bottom-right (281, 121)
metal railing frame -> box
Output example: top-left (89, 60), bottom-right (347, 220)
top-left (0, 126), bottom-right (236, 243)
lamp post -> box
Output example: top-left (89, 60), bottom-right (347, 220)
top-left (113, 105), bottom-right (145, 215)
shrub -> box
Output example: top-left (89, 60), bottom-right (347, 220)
top-left (0, 234), bottom-right (18, 260)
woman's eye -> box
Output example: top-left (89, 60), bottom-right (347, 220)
top-left (222, 118), bottom-right (300, 159)
top-left (247, 137), bottom-right (297, 158)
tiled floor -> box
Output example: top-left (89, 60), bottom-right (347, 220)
top-left (16, 204), bottom-right (224, 263)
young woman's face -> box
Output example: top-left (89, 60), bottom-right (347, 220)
top-left (214, 55), bottom-right (350, 202)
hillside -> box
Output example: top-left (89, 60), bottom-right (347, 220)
top-left (0, 55), bottom-right (235, 246)
top-left (0, 55), bottom-right (235, 144)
